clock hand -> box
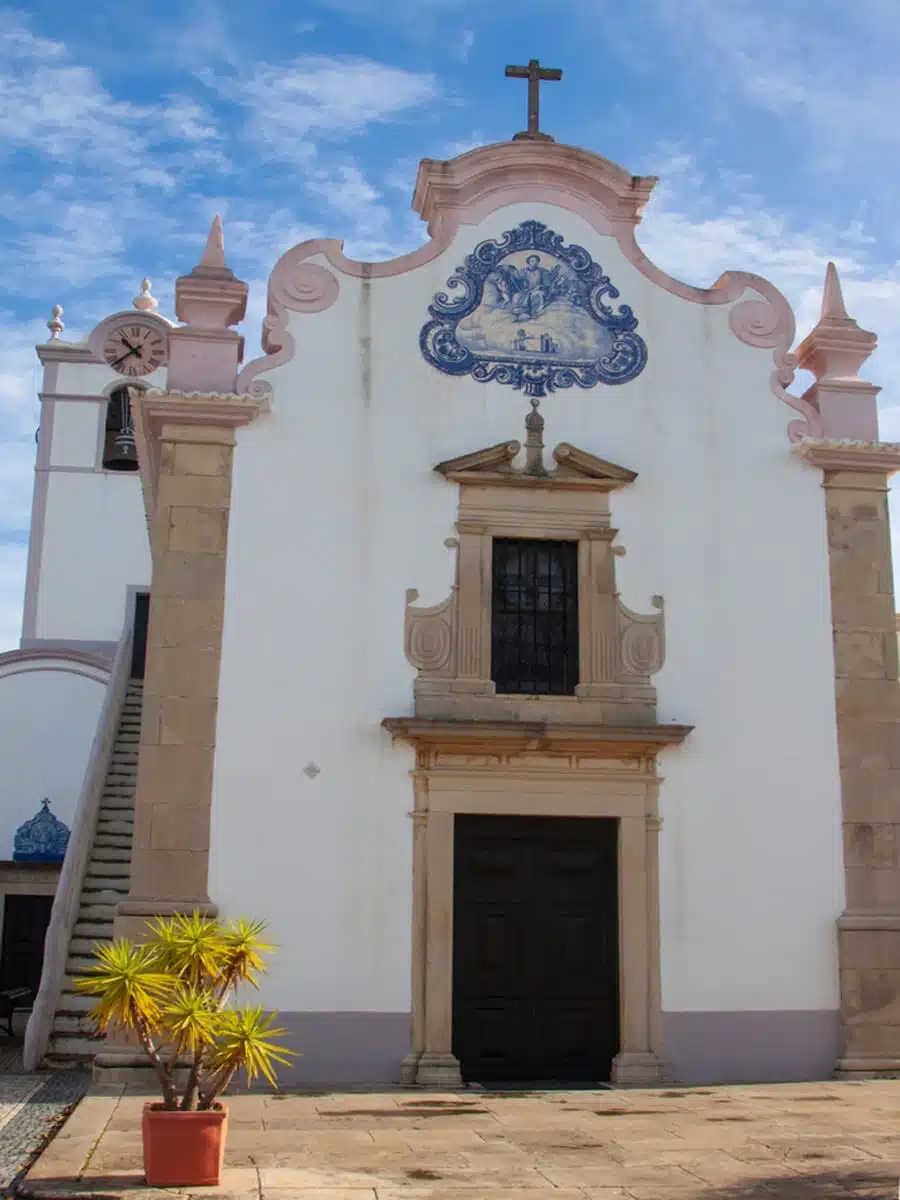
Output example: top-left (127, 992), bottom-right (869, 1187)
top-left (110, 346), bottom-right (141, 369)
top-left (117, 336), bottom-right (139, 354)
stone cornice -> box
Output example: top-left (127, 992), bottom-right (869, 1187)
top-left (138, 388), bottom-right (269, 429)
top-left (36, 342), bottom-right (100, 365)
top-left (131, 388), bottom-right (270, 533)
top-left (792, 438), bottom-right (900, 475)
top-left (382, 717), bottom-right (692, 758)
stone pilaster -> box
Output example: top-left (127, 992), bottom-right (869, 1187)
top-left (121, 423), bottom-right (234, 926)
top-left (794, 264), bottom-right (900, 1076)
top-left (824, 463), bottom-right (900, 1074)
top-left (95, 222), bottom-right (266, 1075)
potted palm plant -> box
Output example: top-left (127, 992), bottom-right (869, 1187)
top-left (75, 912), bottom-right (296, 1187)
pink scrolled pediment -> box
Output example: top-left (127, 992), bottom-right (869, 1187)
top-left (237, 138), bottom-right (816, 440)
top-left (412, 140), bottom-right (658, 237)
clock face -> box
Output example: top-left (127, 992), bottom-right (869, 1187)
top-left (103, 322), bottom-right (168, 377)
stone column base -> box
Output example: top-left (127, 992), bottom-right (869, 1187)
top-left (92, 1049), bottom-right (191, 1088)
top-left (399, 1051), bottom-right (421, 1085)
top-left (416, 1052), bottom-right (463, 1088)
top-left (611, 1051), bottom-right (670, 1087)
top-left (835, 1056), bottom-right (900, 1079)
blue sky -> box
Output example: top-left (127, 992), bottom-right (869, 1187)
top-left (2, 0), bottom-right (900, 649)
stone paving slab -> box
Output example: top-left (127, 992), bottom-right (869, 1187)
top-left (16, 1079), bottom-right (900, 1199)
top-left (0, 1044), bottom-right (88, 1192)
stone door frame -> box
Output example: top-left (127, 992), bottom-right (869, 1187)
top-left (385, 723), bottom-right (675, 1088)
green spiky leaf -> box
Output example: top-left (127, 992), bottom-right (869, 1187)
top-left (73, 940), bottom-right (173, 1032)
top-left (207, 1006), bottom-right (298, 1088)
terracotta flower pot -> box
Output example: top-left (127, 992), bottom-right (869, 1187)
top-left (142, 1102), bottom-right (229, 1187)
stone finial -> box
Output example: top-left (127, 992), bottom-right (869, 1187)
top-left (199, 214), bottom-right (227, 270)
top-left (46, 305), bottom-right (64, 340)
top-left (795, 262), bottom-right (880, 442)
top-left (133, 278), bottom-right (158, 312)
top-left (168, 215), bottom-right (249, 393)
top-left (523, 398), bottom-right (547, 475)
top-left (821, 260), bottom-right (850, 321)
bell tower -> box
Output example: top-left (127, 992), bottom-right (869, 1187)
top-left (23, 283), bottom-right (171, 655)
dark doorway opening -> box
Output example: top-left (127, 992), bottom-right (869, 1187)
top-left (131, 592), bottom-right (149, 679)
top-left (0, 894), bottom-right (54, 998)
top-left (452, 814), bottom-right (619, 1084)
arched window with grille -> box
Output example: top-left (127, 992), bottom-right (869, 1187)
top-left (102, 386), bottom-right (139, 471)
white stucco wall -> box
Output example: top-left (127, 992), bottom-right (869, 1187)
top-left (211, 200), bottom-right (845, 1020)
top-left (35, 470), bottom-right (149, 643)
top-left (26, 357), bottom-right (163, 646)
top-left (0, 665), bottom-right (105, 858)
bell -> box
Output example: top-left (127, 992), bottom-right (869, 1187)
top-left (104, 428), bottom-right (138, 470)
top-left (102, 388), bottom-right (139, 471)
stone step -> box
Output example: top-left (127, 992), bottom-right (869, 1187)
top-left (100, 795), bottom-right (135, 808)
top-left (96, 818), bottom-right (133, 833)
top-left (90, 846), bottom-right (131, 863)
top-left (81, 879), bottom-right (128, 894)
top-left (110, 753), bottom-right (138, 764)
top-left (74, 920), bottom-right (113, 939)
top-left (56, 991), bottom-right (95, 1015)
top-left (83, 881), bottom-right (128, 897)
top-left (70, 937), bottom-right (107, 956)
top-left (85, 863), bottom-right (131, 878)
top-left (80, 892), bottom-right (126, 907)
top-left (65, 955), bottom-right (96, 976)
top-left (93, 835), bottom-right (132, 850)
top-left (50, 1022), bottom-right (101, 1044)
top-left (78, 904), bottom-right (117, 922)
top-left (86, 861), bottom-right (130, 879)
top-left (52, 1015), bottom-right (95, 1036)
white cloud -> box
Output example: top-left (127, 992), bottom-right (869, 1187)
top-left (209, 56), bottom-right (438, 165)
top-left (650, 0), bottom-right (900, 163)
top-left (0, 10), bottom-right (64, 61)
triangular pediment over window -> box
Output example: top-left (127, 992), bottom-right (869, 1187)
top-left (435, 440), bottom-right (637, 491)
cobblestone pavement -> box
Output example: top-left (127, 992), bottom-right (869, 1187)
top-left (0, 1044), bottom-right (88, 1196)
top-left (18, 1077), bottom-right (900, 1198)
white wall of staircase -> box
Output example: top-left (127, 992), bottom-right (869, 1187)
top-left (43, 680), bottom-right (141, 1066)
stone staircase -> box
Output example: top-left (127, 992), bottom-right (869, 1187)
top-left (44, 680), bottom-right (142, 1067)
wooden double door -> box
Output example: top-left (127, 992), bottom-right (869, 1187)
top-left (452, 814), bottom-right (619, 1083)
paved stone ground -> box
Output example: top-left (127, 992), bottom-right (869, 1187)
top-left (17, 1078), bottom-right (900, 1199)
top-left (0, 1044), bottom-right (88, 1196)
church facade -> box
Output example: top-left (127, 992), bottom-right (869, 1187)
top-left (10, 125), bottom-right (900, 1086)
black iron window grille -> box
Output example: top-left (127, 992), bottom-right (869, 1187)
top-left (491, 538), bottom-right (579, 695)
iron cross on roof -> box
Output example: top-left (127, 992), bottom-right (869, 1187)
top-left (505, 58), bottom-right (563, 142)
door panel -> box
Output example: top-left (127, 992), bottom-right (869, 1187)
top-left (452, 814), bottom-right (619, 1083)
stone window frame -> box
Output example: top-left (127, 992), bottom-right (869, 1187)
top-left (404, 434), bottom-right (667, 727)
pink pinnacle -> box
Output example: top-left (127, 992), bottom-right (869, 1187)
top-left (199, 214), bottom-right (226, 270)
top-left (821, 261), bottom-right (850, 321)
